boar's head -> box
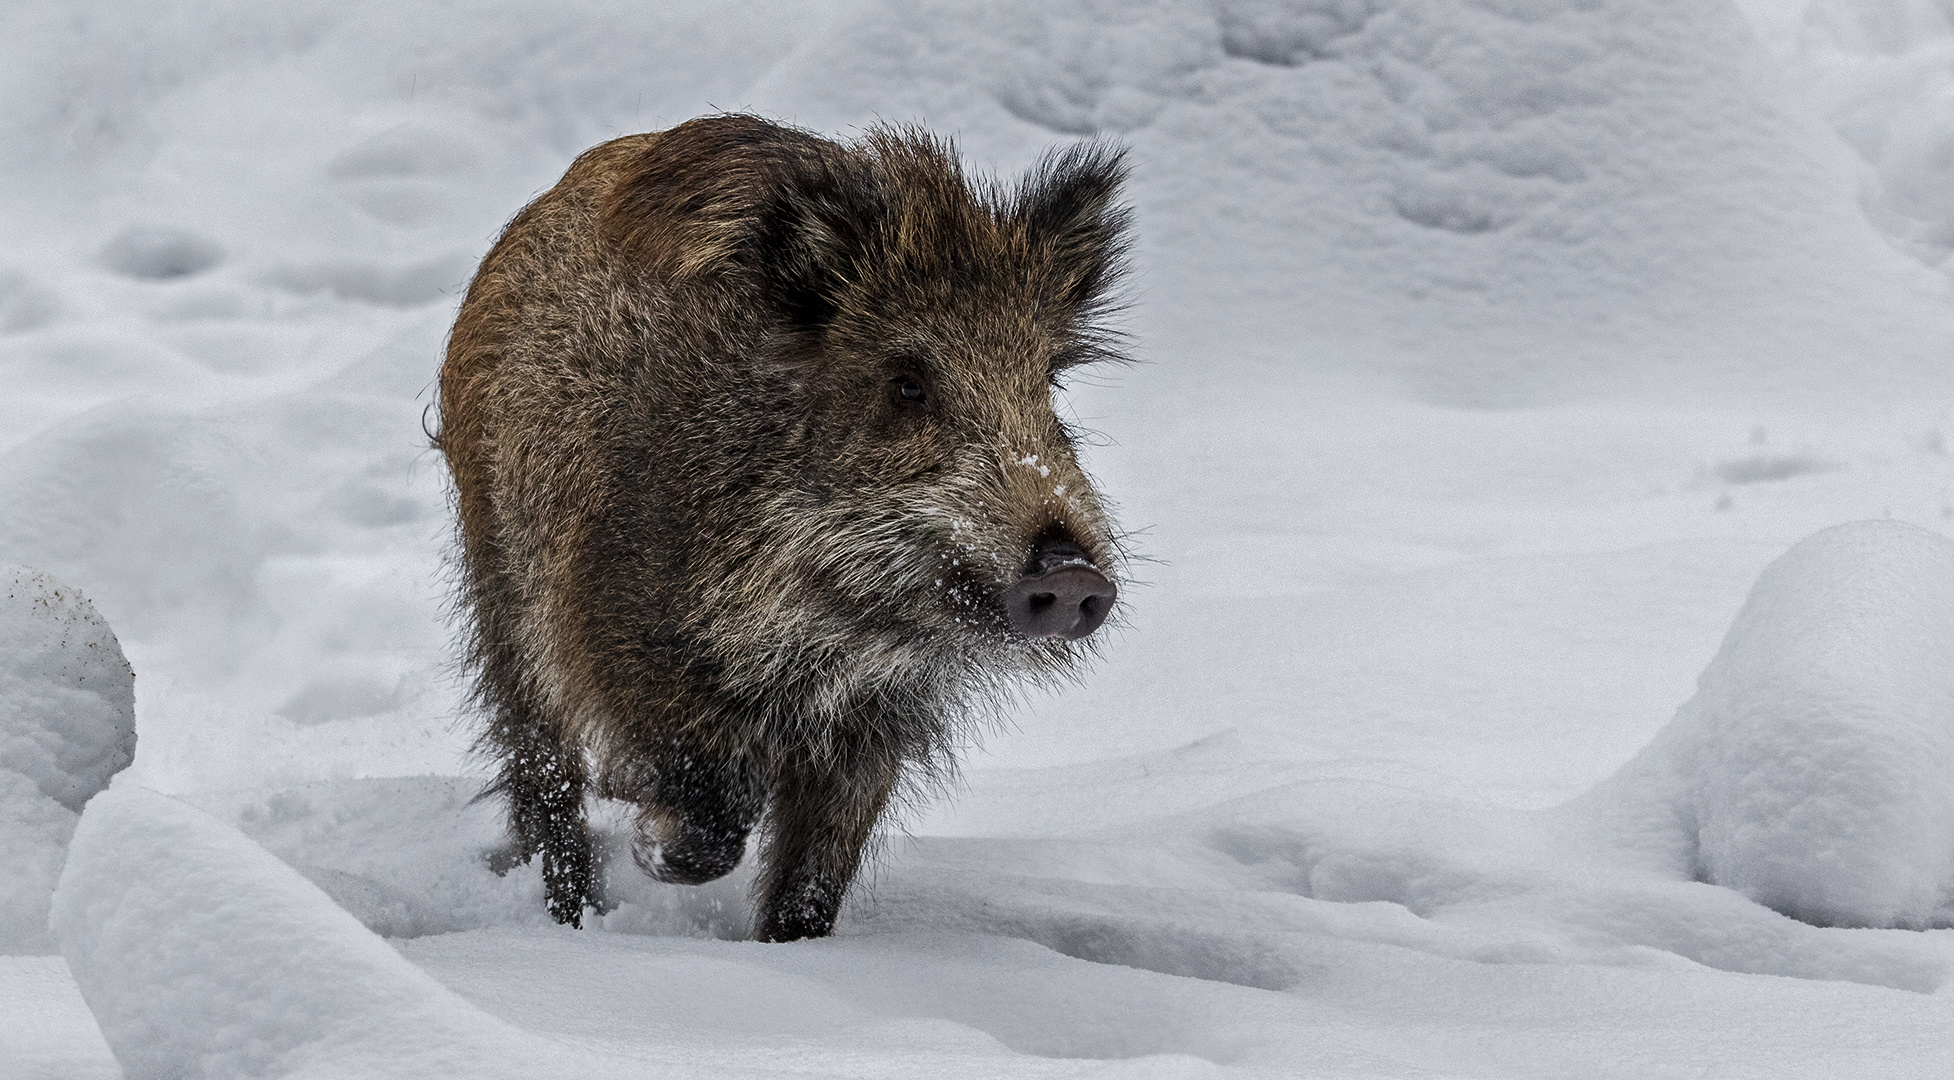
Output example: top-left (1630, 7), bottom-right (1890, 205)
top-left (606, 118), bottom-right (1134, 719)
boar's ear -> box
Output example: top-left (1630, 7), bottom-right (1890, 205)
top-left (1016, 142), bottom-right (1132, 316)
top-left (746, 155), bottom-right (887, 332)
top-left (601, 113), bottom-right (886, 332)
top-left (600, 114), bottom-right (873, 305)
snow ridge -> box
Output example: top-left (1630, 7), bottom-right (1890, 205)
top-left (51, 786), bottom-right (566, 1080)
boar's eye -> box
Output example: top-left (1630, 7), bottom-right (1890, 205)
top-left (890, 375), bottom-right (929, 409)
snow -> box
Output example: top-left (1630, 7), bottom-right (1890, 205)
top-left (1586, 519), bottom-right (1954, 930)
top-left (1754, 0), bottom-right (1954, 267)
top-left (51, 786), bottom-right (548, 1080)
top-left (5, 0), bottom-right (1954, 1076)
top-left (0, 567), bottom-right (134, 954)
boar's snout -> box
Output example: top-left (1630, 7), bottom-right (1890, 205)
top-left (1005, 539), bottom-right (1117, 640)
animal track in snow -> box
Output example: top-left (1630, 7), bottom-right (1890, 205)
top-left (1713, 453), bottom-right (1837, 486)
top-left (99, 227), bottom-right (223, 281)
top-left (1008, 907), bottom-right (1300, 990)
top-left (328, 127), bottom-right (487, 226)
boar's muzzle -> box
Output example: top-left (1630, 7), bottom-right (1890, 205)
top-left (1005, 539), bottom-right (1117, 640)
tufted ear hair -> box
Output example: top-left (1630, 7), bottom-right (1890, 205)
top-left (601, 117), bottom-right (1127, 338)
top-left (601, 114), bottom-right (813, 277)
top-left (748, 124), bottom-right (981, 333)
top-left (745, 145), bottom-right (889, 332)
top-left (600, 114), bottom-right (885, 332)
top-left (1014, 141), bottom-right (1132, 318)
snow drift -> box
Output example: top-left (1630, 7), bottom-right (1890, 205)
top-left (0, 567), bottom-right (134, 954)
top-left (50, 787), bottom-right (1197, 1078)
top-left (1590, 520), bottom-right (1954, 929)
top-left (50, 785), bottom-right (572, 1080)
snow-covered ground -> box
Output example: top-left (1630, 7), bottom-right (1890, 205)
top-left (5, 0), bottom-right (1954, 1076)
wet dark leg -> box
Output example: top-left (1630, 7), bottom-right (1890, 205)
top-left (753, 751), bottom-right (899, 942)
top-left (481, 683), bottom-right (597, 927)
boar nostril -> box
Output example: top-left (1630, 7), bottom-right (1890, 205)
top-left (1007, 563), bottom-right (1116, 640)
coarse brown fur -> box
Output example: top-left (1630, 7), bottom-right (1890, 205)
top-left (435, 114), bottom-right (1131, 941)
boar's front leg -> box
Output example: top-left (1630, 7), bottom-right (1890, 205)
top-left (487, 706), bottom-right (598, 928)
top-left (753, 748), bottom-right (901, 942)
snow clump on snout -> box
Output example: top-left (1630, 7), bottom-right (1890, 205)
top-left (0, 566), bottom-right (135, 953)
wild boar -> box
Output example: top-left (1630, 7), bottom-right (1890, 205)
top-left (436, 114), bottom-right (1130, 941)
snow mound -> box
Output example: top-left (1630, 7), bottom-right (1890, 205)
top-left (0, 772), bottom-right (78, 957)
top-left (0, 567), bottom-right (132, 810)
top-left (1594, 520), bottom-right (1954, 929)
top-left (49, 785), bottom-right (594, 1080)
top-left (0, 567), bottom-right (134, 954)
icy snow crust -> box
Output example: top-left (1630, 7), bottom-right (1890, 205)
top-left (7, 0), bottom-right (1954, 1076)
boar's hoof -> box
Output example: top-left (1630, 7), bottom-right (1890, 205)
top-left (632, 824), bottom-right (749, 886)
top-left (1007, 554), bottom-right (1116, 639)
